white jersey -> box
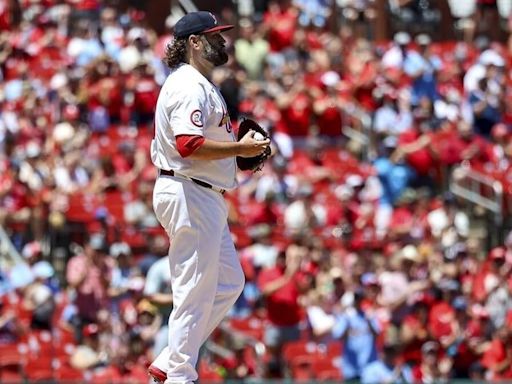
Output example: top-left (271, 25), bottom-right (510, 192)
top-left (151, 63), bottom-right (237, 190)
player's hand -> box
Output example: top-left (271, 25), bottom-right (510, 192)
top-left (237, 130), bottom-right (270, 158)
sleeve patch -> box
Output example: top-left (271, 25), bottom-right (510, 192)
top-left (190, 110), bottom-right (204, 127)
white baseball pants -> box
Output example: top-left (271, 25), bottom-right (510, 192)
top-left (152, 175), bottom-right (245, 384)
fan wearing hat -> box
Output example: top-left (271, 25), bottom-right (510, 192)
top-left (412, 341), bottom-right (453, 382)
top-left (149, 11), bottom-right (270, 384)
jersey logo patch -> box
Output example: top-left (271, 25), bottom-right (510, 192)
top-left (219, 111), bottom-right (232, 133)
top-left (190, 110), bottom-right (203, 127)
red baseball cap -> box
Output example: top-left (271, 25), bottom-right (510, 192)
top-left (489, 247), bottom-right (506, 260)
top-left (83, 324), bottom-right (99, 337)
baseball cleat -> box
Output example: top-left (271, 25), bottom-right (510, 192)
top-left (148, 364), bottom-right (167, 383)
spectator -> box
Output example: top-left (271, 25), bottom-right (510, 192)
top-left (373, 89), bottom-right (413, 138)
top-left (70, 323), bottom-right (105, 370)
top-left (361, 327), bottom-right (414, 383)
top-left (332, 288), bottom-right (380, 381)
top-left (67, 21), bottom-right (103, 67)
top-left (388, 0), bottom-right (441, 34)
top-left (284, 184), bottom-right (326, 235)
top-left (135, 299), bottom-right (163, 349)
top-left (381, 31), bottom-right (411, 69)
top-left (313, 71), bottom-right (345, 140)
top-left (108, 242), bottom-right (139, 313)
top-left (293, 0), bottom-right (332, 29)
top-left (262, 0), bottom-right (298, 54)
top-left (480, 324), bottom-right (512, 380)
top-left (412, 340), bottom-right (453, 382)
top-left (22, 261), bottom-right (56, 330)
top-left (0, 299), bottom-right (24, 345)
top-left (338, 0), bottom-right (377, 38)
top-left (400, 295), bottom-right (431, 365)
top-left (143, 255), bottom-right (172, 359)
top-left (235, 18), bottom-right (270, 80)
top-left (403, 34), bottom-right (441, 105)
top-left (257, 244), bottom-right (308, 376)
top-left (469, 77), bottom-right (503, 137)
top-left (66, 234), bottom-right (114, 325)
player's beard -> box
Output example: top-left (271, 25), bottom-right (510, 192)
top-left (201, 35), bottom-right (228, 67)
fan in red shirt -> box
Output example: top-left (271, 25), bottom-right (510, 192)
top-left (257, 244), bottom-right (308, 376)
top-left (313, 71), bottom-right (344, 139)
top-left (481, 325), bottom-right (512, 381)
top-left (0, 0), bottom-right (15, 31)
top-left (79, 57), bottom-right (123, 125)
top-left (397, 124), bottom-right (435, 179)
top-left (128, 61), bottom-right (159, 126)
top-left (428, 281), bottom-right (459, 345)
top-left (451, 296), bottom-right (485, 378)
top-left (400, 297), bottom-right (431, 365)
top-left (432, 120), bottom-right (490, 167)
top-left (275, 80), bottom-right (312, 138)
top-left (486, 123), bottom-right (510, 166)
top-left (345, 40), bottom-right (379, 112)
top-left (262, 0), bottom-right (298, 53)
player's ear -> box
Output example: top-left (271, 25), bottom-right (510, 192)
top-left (188, 34), bottom-right (202, 50)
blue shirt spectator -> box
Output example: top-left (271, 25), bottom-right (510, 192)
top-left (403, 35), bottom-right (442, 105)
top-left (293, 0), bottom-right (331, 28)
top-left (374, 152), bottom-right (414, 206)
top-left (469, 78), bottom-right (502, 137)
top-left (361, 360), bottom-right (413, 383)
top-left (332, 290), bottom-right (380, 380)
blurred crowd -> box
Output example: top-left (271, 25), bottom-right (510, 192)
top-left (2, 0), bottom-right (512, 382)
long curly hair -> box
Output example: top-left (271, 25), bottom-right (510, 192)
top-left (163, 37), bottom-right (188, 69)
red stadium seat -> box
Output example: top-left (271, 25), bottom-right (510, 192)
top-left (54, 363), bottom-right (84, 381)
top-left (282, 340), bottom-right (319, 363)
top-left (198, 360), bottom-right (223, 382)
top-left (24, 355), bottom-right (55, 381)
top-left (323, 340), bottom-right (343, 359)
top-left (0, 343), bottom-right (26, 381)
top-left (229, 316), bottom-right (265, 341)
top-left (0, 343), bottom-right (23, 366)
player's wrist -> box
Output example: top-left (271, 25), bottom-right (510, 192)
top-left (233, 141), bottom-right (243, 157)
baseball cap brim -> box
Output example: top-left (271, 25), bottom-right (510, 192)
top-left (202, 25), bottom-right (234, 34)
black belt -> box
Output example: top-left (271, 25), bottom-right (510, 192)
top-left (159, 169), bottom-right (225, 195)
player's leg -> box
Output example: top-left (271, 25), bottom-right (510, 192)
top-left (164, 224), bottom-right (222, 383)
top-left (152, 179), bottom-right (226, 383)
top-left (149, 224), bottom-right (244, 382)
top-left (199, 222), bottom-right (244, 343)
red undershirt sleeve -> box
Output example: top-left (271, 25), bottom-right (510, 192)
top-left (176, 134), bottom-right (205, 158)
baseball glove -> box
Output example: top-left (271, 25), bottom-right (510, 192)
top-left (236, 118), bottom-right (271, 172)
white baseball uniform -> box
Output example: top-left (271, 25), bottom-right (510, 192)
top-left (150, 63), bottom-right (245, 384)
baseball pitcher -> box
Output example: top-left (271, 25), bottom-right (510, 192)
top-left (149, 11), bottom-right (271, 384)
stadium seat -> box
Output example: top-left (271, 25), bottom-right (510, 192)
top-left (311, 356), bottom-right (341, 380)
top-left (290, 357), bottom-right (314, 380)
top-left (323, 340), bottom-right (343, 359)
top-left (0, 343), bottom-right (23, 366)
top-left (54, 363), bottom-right (84, 381)
top-left (24, 355), bottom-right (55, 381)
top-left (283, 340), bottom-right (319, 363)
top-left (0, 343), bottom-right (26, 381)
top-left (198, 360), bottom-right (223, 382)
top-left (229, 317), bottom-right (265, 341)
